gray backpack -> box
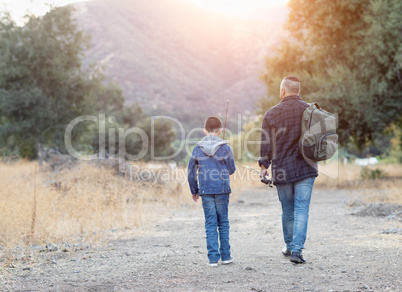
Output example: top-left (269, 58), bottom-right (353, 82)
top-left (298, 103), bottom-right (338, 162)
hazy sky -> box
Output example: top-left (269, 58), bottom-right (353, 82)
top-left (2, 0), bottom-right (288, 24)
top-left (1, 0), bottom-right (86, 24)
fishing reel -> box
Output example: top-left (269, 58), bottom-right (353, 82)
top-left (261, 175), bottom-right (273, 188)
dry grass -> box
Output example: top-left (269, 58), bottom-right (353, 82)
top-left (231, 162), bottom-right (402, 205)
top-left (0, 160), bottom-right (188, 250)
top-left (230, 165), bottom-right (263, 191)
top-left (314, 163), bottom-right (402, 204)
top-left (0, 160), bottom-right (400, 251)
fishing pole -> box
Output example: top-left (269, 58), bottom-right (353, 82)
top-left (220, 101), bottom-right (271, 186)
top-left (239, 164), bottom-right (274, 187)
top-left (222, 100), bottom-right (229, 140)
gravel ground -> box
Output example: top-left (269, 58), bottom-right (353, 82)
top-left (3, 187), bottom-right (402, 291)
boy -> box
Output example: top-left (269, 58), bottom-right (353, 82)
top-left (187, 116), bottom-right (236, 267)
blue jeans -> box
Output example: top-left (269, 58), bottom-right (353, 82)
top-left (276, 177), bottom-right (315, 254)
top-left (201, 194), bottom-right (231, 263)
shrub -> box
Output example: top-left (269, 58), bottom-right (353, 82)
top-left (361, 167), bottom-right (388, 180)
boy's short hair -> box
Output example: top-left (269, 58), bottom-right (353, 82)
top-left (204, 116), bottom-right (223, 133)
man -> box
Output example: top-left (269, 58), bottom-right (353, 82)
top-left (259, 76), bottom-right (318, 264)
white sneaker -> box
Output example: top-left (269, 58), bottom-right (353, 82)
top-left (222, 257), bottom-right (234, 265)
top-left (282, 246), bottom-right (291, 257)
top-left (208, 262), bottom-right (218, 267)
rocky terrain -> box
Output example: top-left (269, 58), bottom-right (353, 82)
top-left (4, 187), bottom-right (402, 291)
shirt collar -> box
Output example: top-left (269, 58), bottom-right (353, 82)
top-left (280, 95), bottom-right (303, 103)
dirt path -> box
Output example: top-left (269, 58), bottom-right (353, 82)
top-left (7, 187), bottom-right (402, 291)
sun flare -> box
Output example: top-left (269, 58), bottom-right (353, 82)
top-left (5, 0), bottom-right (289, 25)
top-left (188, 0), bottom-right (288, 16)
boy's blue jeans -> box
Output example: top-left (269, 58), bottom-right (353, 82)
top-left (201, 194), bottom-right (231, 263)
top-left (276, 176), bottom-right (315, 254)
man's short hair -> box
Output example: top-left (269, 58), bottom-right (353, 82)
top-left (282, 75), bottom-right (301, 94)
top-left (204, 116), bottom-right (223, 133)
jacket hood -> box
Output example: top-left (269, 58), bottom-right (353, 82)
top-left (197, 135), bottom-right (227, 157)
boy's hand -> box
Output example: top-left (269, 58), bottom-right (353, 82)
top-left (192, 194), bottom-right (199, 202)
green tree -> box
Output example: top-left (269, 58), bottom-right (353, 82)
top-left (0, 6), bottom-right (175, 159)
top-left (84, 104), bottom-right (176, 160)
top-left (0, 7), bottom-right (103, 157)
top-left (260, 0), bottom-right (402, 151)
top-left (232, 120), bottom-right (261, 162)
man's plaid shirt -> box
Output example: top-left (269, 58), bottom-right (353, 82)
top-left (259, 95), bottom-right (318, 185)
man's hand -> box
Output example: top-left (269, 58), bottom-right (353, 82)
top-left (192, 194), bottom-right (199, 202)
top-left (260, 164), bottom-right (268, 178)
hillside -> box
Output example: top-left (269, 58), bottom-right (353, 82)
top-left (73, 0), bottom-right (286, 129)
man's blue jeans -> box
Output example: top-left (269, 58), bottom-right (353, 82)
top-left (276, 176), bottom-right (315, 254)
top-left (201, 194), bottom-right (231, 263)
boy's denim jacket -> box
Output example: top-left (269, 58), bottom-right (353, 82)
top-left (187, 135), bottom-right (236, 195)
